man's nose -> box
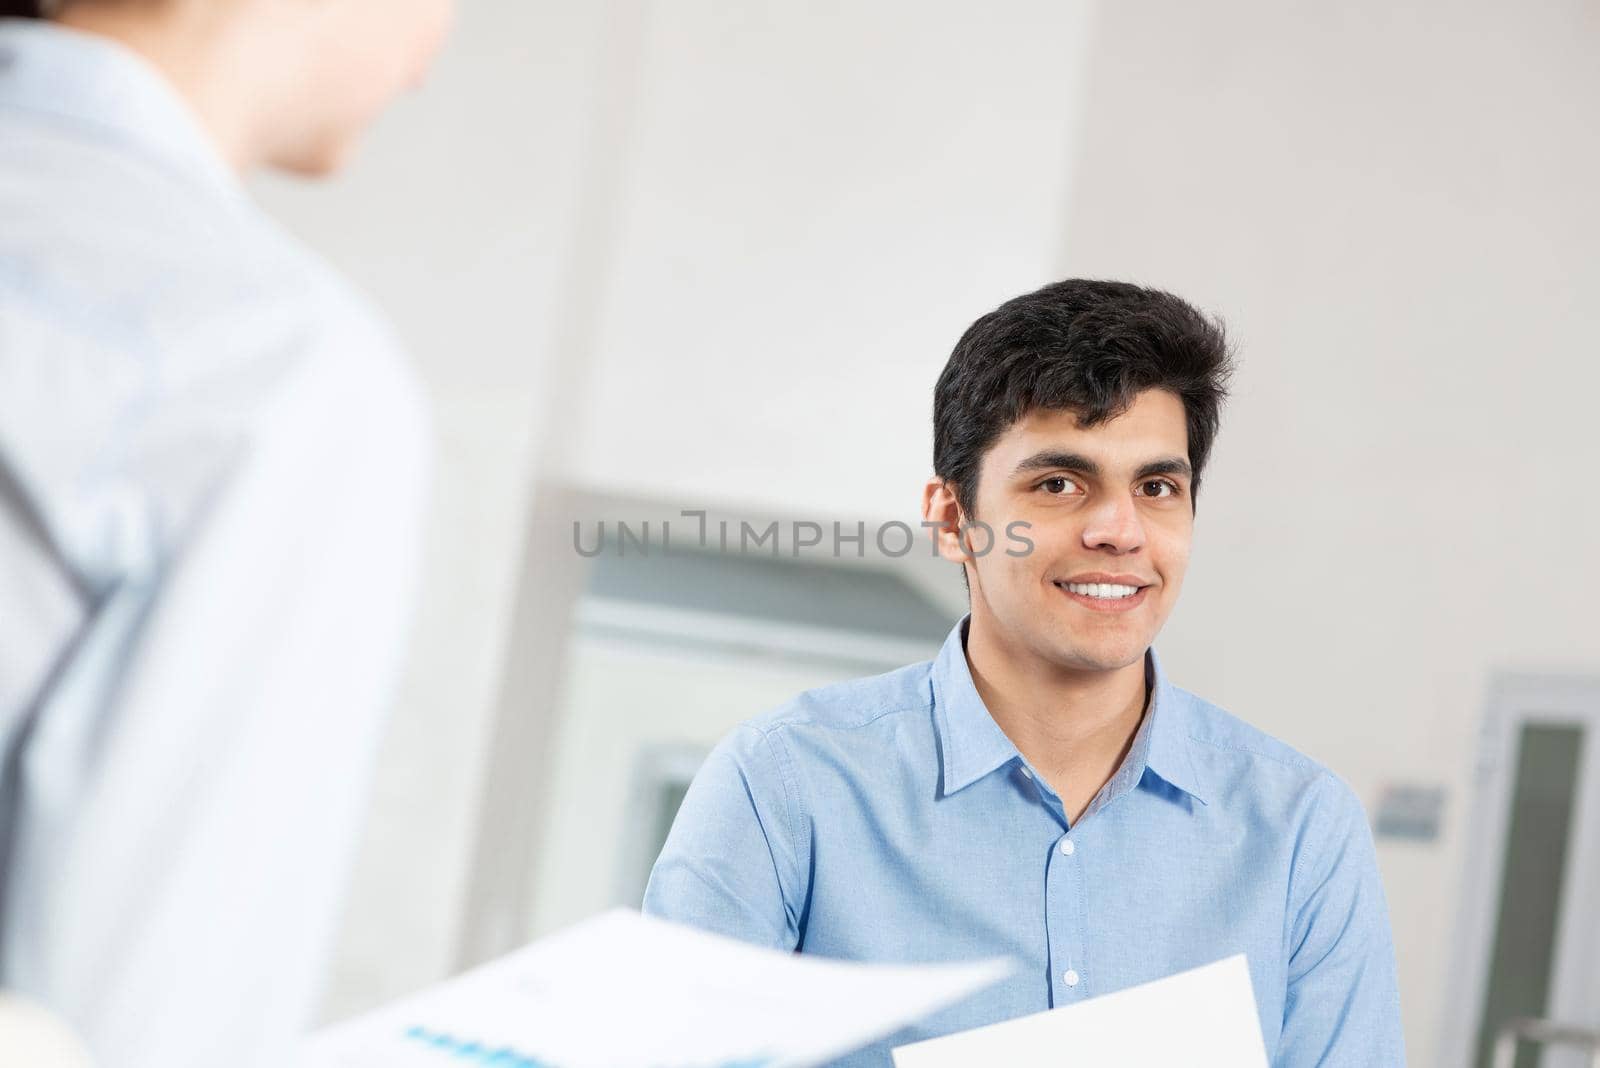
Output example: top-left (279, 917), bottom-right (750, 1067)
top-left (1081, 493), bottom-right (1145, 553)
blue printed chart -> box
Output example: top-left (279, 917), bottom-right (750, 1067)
top-left (397, 1025), bottom-right (770, 1067)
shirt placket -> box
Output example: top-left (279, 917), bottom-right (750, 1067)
top-left (1019, 762), bottom-right (1090, 1007)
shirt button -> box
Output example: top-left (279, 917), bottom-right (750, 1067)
top-left (1020, 766), bottom-right (1034, 780)
top-left (1062, 969), bottom-right (1080, 987)
top-left (1059, 839), bottom-right (1075, 856)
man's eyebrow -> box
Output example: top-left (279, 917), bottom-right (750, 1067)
top-left (1133, 457), bottom-right (1194, 481)
top-left (1011, 450), bottom-right (1101, 478)
top-left (1010, 451), bottom-right (1193, 481)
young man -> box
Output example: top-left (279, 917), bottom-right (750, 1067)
top-left (0, 1), bottom-right (450, 1065)
top-left (644, 280), bottom-right (1405, 1064)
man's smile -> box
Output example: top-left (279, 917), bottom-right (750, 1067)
top-left (1053, 572), bottom-right (1155, 613)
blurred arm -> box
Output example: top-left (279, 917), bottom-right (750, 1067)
top-left (0, 338), bottom-right (430, 1068)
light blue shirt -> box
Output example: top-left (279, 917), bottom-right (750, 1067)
top-left (644, 615), bottom-right (1405, 1065)
top-left (0, 18), bottom-right (428, 1068)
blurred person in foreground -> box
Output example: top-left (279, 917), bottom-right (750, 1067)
top-left (645, 280), bottom-right (1406, 1064)
top-left (0, 0), bottom-right (452, 1064)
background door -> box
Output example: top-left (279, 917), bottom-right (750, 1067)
top-left (1449, 674), bottom-right (1600, 1068)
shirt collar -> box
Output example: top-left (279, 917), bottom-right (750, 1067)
top-left (931, 614), bottom-right (1208, 806)
top-left (932, 616), bottom-right (1024, 796)
top-left (0, 18), bottom-right (244, 203)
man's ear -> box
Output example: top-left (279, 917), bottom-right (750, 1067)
top-left (920, 477), bottom-right (970, 566)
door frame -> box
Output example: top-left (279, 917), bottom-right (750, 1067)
top-left (1440, 671), bottom-right (1600, 1067)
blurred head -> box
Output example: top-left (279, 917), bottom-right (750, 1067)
top-left (29, 0), bottom-right (455, 175)
top-left (922, 279), bottom-right (1234, 674)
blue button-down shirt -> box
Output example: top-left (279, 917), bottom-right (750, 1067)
top-left (644, 615), bottom-right (1405, 1065)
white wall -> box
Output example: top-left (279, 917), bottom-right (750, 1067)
top-left (563, 0), bottom-right (1098, 522)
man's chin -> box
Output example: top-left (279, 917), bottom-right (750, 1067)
top-left (1046, 636), bottom-right (1148, 674)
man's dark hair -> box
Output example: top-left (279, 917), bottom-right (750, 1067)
top-left (933, 278), bottom-right (1234, 517)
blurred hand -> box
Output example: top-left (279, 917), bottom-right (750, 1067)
top-left (0, 993), bottom-right (95, 1067)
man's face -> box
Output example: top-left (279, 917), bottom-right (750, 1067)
top-left (941, 387), bottom-right (1195, 675)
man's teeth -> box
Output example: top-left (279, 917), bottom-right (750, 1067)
top-left (1062, 582), bottom-right (1140, 599)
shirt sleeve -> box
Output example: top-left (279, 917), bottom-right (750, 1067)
top-left (1278, 773), bottom-right (1407, 1066)
top-left (641, 723), bottom-right (807, 951)
top-left (0, 325), bottom-right (430, 1068)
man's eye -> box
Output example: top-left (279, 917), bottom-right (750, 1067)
top-left (1040, 477), bottom-right (1077, 495)
top-left (1139, 479), bottom-right (1179, 498)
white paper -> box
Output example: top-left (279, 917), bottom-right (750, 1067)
top-left (303, 909), bottom-right (1012, 1068)
top-left (892, 954), bottom-right (1268, 1068)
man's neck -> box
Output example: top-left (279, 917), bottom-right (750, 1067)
top-left (963, 616), bottom-right (1149, 823)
